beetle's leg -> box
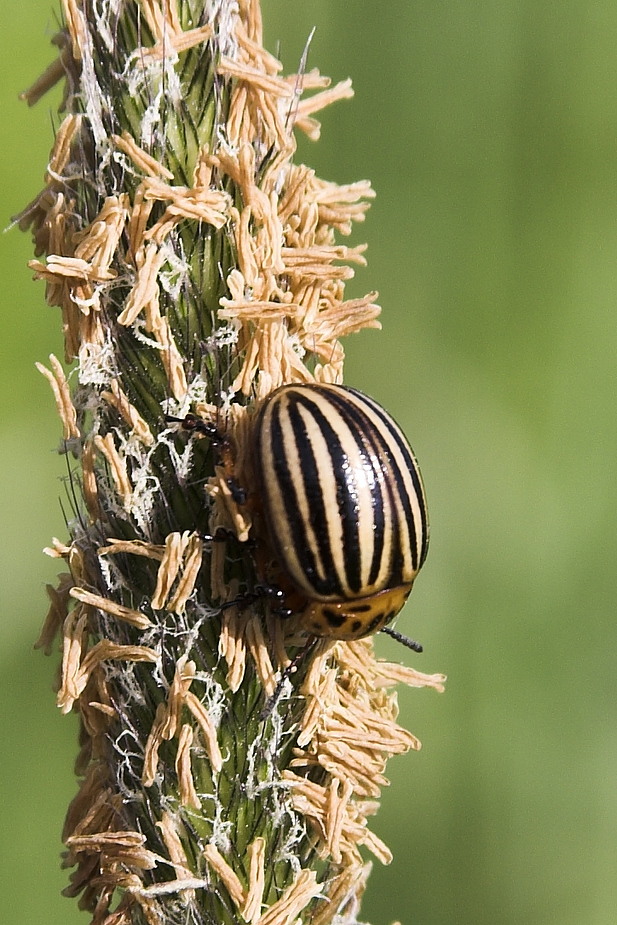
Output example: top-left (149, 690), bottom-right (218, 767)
top-left (198, 527), bottom-right (236, 544)
top-left (226, 477), bottom-right (247, 506)
top-left (166, 413), bottom-right (221, 443)
top-left (218, 581), bottom-right (293, 617)
top-left (217, 583), bottom-right (272, 612)
top-left (168, 414), bottom-right (250, 509)
top-left (254, 582), bottom-right (296, 618)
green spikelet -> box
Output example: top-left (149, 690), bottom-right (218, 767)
top-left (21, 2), bottom-right (445, 923)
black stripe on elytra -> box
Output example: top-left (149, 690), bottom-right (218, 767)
top-left (322, 387), bottom-right (392, 586)
top-left (263, 401), bottom-right (323, 593)
top-left (333, 387), bottom-right (420, 581)
top-left (291, 391), bottom-right (363, 596)
top-left (286, 394), bottom-right (346, 598)
top-left (370, 412), bottom-right (418, 578)
top-left (346, 386), bottom-right (428, 570)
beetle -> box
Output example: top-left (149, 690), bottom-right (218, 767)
top-left (253, 382), bottom-right (429, 644)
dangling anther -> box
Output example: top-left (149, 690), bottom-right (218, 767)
top-left (260, 636), bottom-right (320, 721)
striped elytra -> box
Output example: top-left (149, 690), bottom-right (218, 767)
top-left (253, 383), bottom-right (429, 641)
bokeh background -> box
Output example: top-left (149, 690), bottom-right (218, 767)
top-left (2, 1), bottom-right (617, 923)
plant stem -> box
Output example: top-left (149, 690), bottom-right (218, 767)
top-left (21, 2), bottom-right (446, 923)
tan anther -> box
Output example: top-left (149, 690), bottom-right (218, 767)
top-left (167, 534), bottom-right (204, 614)
top-left (101, 380), bottom-right (154, 446)
top-left (117, 243), bottom-right (166, 326)
top-left (36, 354), bottom-right (79, 440)
top-left (61, 0), bottom-right (86, 61)
top-left (57, 605), bottom-right (89, 714)
top-left (29, 253), bottom-right (116, 283)
top-left (161, 655), bottom-right (195, 740)
top-left (142, 703), bottom-right (167, 788)
top-left (46, 114), bottom-right (82, 177)
top-left (282, 66), bottom-right (330, 90)
top-left (281, 242), bottom-right (367, 269)
top-left (325, 777), bottom-right (354, 864)
top-left (35, 573), bottom-right (73, 655)
top-left (218, 297), bottom-right (299, 321)
top-left (77, 664), bottom-right (116, 739)
top-left (135, 4), bottom-right (213, 60)
top-left (203, 844), bottom-right (245, 908)
top-left (209, 523), bottom-right (229, 602)
top-left (266, 613), bottom-right (292, 672)
top-left (87, 701), bottom-right (116, 719)
top-left (81, 440), bottom-right (100, 521)
top-left (235, 19), bottom-right (282, 74)
top-left (258, 868), bottom-right (321, 925)
top-left (217, 56), bottom-right (293, 98)
top-left (233, 207), bottom-right (260, 284)
top-left (156, 812), bottom-right (195, 902)
top-left (175, 724), bottom-right (202, 809)
top-left (73, 195), bottom-right (129, 280)
top-left (64, 785), bottom-right (119, 843)
top-left (225, 82), bottom-right (249, 147)
top-left (151, 531), bottom-right (191, 610)
top-left (344, 823), bottom-right (392, 866)
top-left (138, 0), bottom-right (181, 40)
top-left (125, 880), bottom-right (161, 925)
top-left (370, 661), bottom-right (447, 693)
top-left (112, 132), bottom-right (174, 179)
top-left (304, 293), bottom-right (382, 344)
top-left (206, 466), bottom-right (252, 543)
top-left (162, 23), bottom-right (213, 55)
top-left (293, 78), bottom-right (354, 140)
top-left (141, 175), bottom-right (230, 243)
top-left (127, 184), bottom-right (155, 262)
top-left (94, 433), bottom-right (133, 509)
top-left (184, 692), bottom-right (223, 773)
top-left (79, 640), bottom-right (157, 673)
top-left (43, 536), bottom-right (73, 559)
top-left (66, 831), bottom-right (149, 851)
top-left (241, 837), bottom-right (265, 924)
top-left (296, 676), bottom-right (336, 748)
top-left (98, 538), bottom-right (166, 560)
top-left (310, 860), bottom-right (370, 925)
top-left (150, 313), bottom-right (188, 400)
top-left (61, 640), bottom-right (157, 718)
top-left (62, 764), bottom-right (116, 840)
top-left (69, 587), bottom-right (152, 630)
top-left (219, 605), bottom-right (249, 693)
top-left (245, 615), bottom-right (276, 697)
top-left (296, 745), bottom-right (384, 799)
top-left (20, 56), bottom-right (67, 107)
top-left (78, 307), bottom-right (105, 346)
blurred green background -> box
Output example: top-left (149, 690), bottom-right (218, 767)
top-left (2, 1), bottom-right (617, 923)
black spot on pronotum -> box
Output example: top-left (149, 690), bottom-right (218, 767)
top-left (364, 612), bottom-right (386, 635)
top-left (323, 608), bottom-right (347, 628)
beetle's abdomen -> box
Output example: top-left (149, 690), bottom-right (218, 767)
top-left (254, 383), bottom-right (429, 604)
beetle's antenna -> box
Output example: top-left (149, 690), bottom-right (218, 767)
top-left (380, 626), bottom-right (423, 653)
top-left (260, 636), bottom-right (320, 721)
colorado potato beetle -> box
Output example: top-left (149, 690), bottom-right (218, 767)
top-left (253, 383), bottom-right (429, 642)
